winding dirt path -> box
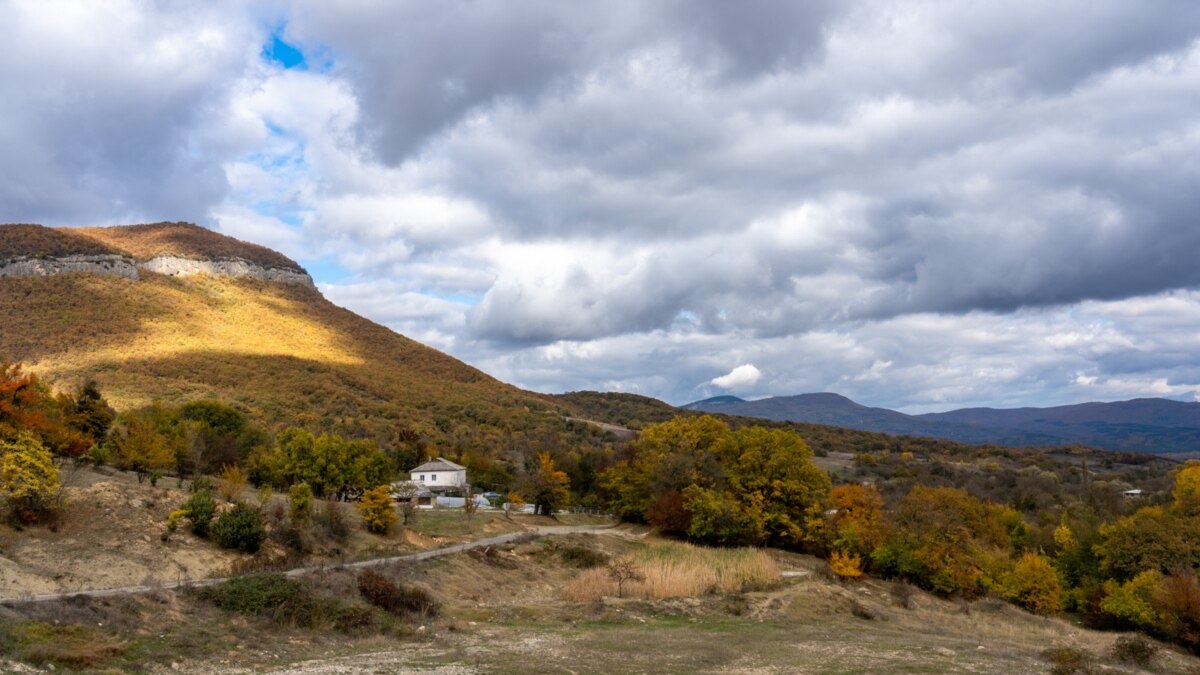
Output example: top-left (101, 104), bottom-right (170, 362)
top-left (2, 525), bottom-right (612, 605)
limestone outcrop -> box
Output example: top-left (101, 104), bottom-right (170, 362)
top-left (0, 254), bottom-right (140, 280)
top-left (0, 253), bottom-right (314, 287)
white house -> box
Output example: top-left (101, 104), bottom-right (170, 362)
top-left (410, 457), bottom-right (468, 493)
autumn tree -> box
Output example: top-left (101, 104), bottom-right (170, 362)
top-left (1172, 462), bottom-right (1200, 516)
top-left (1003, 552), bottom-right (1062, 615)
top-left (108, 403), bottom-right (181, 483)
top-left (825, 484), bottom-right (887, 558)
top-left (0, 431), bottom-right (61, 524)
top-left (527, 452), bottom-right (570, 516)
top-left (0, 362), bottom-right (87, 457)
top-left (357, 485), bottom-right (398, 534)
top-left (872, 486), bottom-right (1013, 597)
top-left (1095, 506), bottom-right (1200, 580)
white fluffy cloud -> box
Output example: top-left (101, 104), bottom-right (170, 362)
top-left (7, 1), bottom-right (1200, 409)
top-left (711, 365), bottom-right (762, 391)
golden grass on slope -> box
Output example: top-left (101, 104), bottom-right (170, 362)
top-left (563, 542), bottom-right (780, 601)
top-left (0, 271), bottom-right (567, 442)
top-left (0, 224), bottom-right (119, 259)
top-left (70, 222), bottom-right (303, 270)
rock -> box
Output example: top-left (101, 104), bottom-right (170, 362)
top-left (934, 647), bottom-right (955, 657)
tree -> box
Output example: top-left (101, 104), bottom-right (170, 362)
top-left (830, 550), bottom-right (865, 580)
top-left (392, 481), bottom-right (421, 526)
top-left (1172, 462), bottom-right (1200, 516)
top-left (826, 484), bottom-right (887, 558)
top-left (217, 464), bottom-right (248, 502)
top-left (357, 485), bottom-right (398, 534)
top-left (872, 486), bottom-right (1012, 598)
top-left (0, 431), bottom-right (61, 524)
top-left (1095, 506), bottom-right (1200, 580)
top-left (71, 380), bottom-right (115, 446)
top-left (1101, 570), bottom-right (1162, 630)
top-left (527, 452), bottom-right (570, 516)
top-left (606, 557), bottom-right (645, 598)
top-left (1004, 552), bottom-right (1062, 615)
top-left (108, 404), bottom-right (181, 483)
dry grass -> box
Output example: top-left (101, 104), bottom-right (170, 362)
top-left (0, 270), bottom-right (568, 443)
top-left (564, 541), bottom-right (780, 601)
top-left (0, 224), bottom-right (118, 259)
top-left (71, 222), bottom-right (304, 270)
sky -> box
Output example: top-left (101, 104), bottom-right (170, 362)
top-left (3, 1), bottom-right (1200, 413)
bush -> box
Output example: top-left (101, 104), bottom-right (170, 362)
top-left (356, 485), bottom-right (398, 534)
top-left (196, 573), bottom-right (302, 615)
top-left (556, 544), bottom-right (608, 568)
top-left (1042, 646), bottom-right (1093, 675)
top-left (356, 569), bottom-right (440, 618)
top-left (182, 489), bottom-right (216, 537)
top-left (212, 502), bottom-right (266, 553)
top-left (1108, 635), bottom-right (1157, 667)
top-left (830, 551), bottom-right (864, 580)
top-left (314, 499), bottom-right (349, 544)
top-left (289, 482), bottom-right (313, 525)
top-left (217, 464), bottom-right (248, 502)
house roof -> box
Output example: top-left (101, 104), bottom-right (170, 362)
top-left (410, 457), bottom-right (466, 473)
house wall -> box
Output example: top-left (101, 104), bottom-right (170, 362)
top-left (411, 469), bottom-right (466, 488)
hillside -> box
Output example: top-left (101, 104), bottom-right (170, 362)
top-left (685, 392), bottom-right (1200, 455)
top-left (0, 223), bottom-right (571, 451)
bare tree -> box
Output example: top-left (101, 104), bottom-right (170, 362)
top-left (392, 481), bottom-right (421, 527)
top-left (606, 557), bottom-right (645, 598)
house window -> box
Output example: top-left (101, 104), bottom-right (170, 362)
top-left (419, 475), bottom-right (424, 481)
top-left (431, 474), bottom-right (437, 481)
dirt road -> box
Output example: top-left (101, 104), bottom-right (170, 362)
top-left (2, 524), bottom-right (612, 605)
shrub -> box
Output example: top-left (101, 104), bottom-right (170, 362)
top-left (1042, 646), bottom-right (1093, 675)
top-left (216, 464), bottom-right (248, 502)
top-left (356, 485), bottom-right (398, 534)
top-left (830, 551), bottom-right (864, 580)
top-left (356, 569), bottom-right (440, 618)
top-left (289, 482), bottom-right (313, 525)
top-left (196, 573), bottom-right (302, 615)
top-left (212, 502), bottom-right (266, 553)
top-left (1108, 635), bottom-right (1157, 667)
top-left (314, 499), bottom-right (349, 544)
top-left (890, 581), bottom-right (916, 609)
top-left (181, 489), bottom-right (216, 537)
top-left (557, 544), bottom-right (608, 568)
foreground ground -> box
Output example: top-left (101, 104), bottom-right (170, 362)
top-left (0, 470), bottom-right (1197, 673)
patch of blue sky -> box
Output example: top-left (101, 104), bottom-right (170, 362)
top-left (262, 32), bottom-right (306, 70)
top-left (304, 257), bottom-right (353, 285)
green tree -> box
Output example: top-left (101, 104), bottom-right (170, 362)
top-left (1095, 506), bottom-right (1200, 580)
top-left (288, 482), bottom-right (314, 525)
top-left (716, 426), bottom-right (830, 548)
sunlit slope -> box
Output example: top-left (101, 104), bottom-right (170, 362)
top-left (0, 272), bottom-right (562, 435)
top-left (0, 224), bottom-right (565, 441)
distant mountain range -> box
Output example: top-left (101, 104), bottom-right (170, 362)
top-left (683, 393), bottom-right (1200, 455)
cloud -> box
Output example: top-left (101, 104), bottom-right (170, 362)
top-left (711, 364), bottom-right (762, 391)
top-left (7, 1), bottom-right (1200, 411)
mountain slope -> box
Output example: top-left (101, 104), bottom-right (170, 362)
top-left (0, 223), bottom-right (567, 448)
top-left (684, 391), bottom-right (1200, 454)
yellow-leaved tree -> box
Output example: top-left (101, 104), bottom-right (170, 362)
top-left (0, 431), bottom-right (61, 524)
top-left (357, 485), bottom-right (398, 534)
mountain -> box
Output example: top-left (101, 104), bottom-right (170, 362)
top-left (683, 392), bottom-right (1200, 455)
top-left (0, 222), bottom-right (570, 449)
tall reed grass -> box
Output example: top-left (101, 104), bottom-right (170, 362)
top-left (564, 541), bottom-right (779, 601)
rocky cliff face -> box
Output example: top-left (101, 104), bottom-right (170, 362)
top-left (0, 254), bottom-right (314, 287)
top-left (139, 256), bottom-right (314, 286)
top-left (0, 254), bottom-right (140, 280)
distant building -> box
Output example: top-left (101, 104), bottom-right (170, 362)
top-left (409, 457), bottom-right (468, 494)
top-left (1122, 489), bottom-right (1145, 499)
